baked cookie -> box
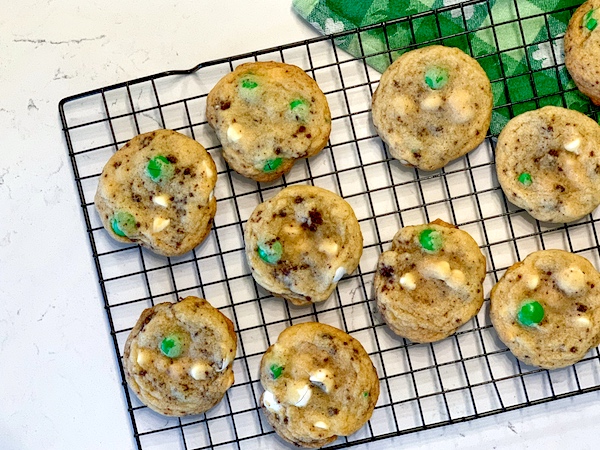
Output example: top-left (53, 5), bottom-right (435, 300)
top-left (244, 185), bottom-right (363, 306)
top-left (206, 61), bottom-right (331, 182)
top-left (374, 219), bottom-right (486, 343)
top-left (259, 322), bottom-right (379, 448)
top-left (95, 129), bottom-right (217, 256)
top-left (490, 250), bottom-right (600, 369)
top-left (565, 0), bottom-right (600, 104)
top-left (495, 106), bottom-right (600, 223)
top-left (371, 45), bottom-right (492, 171)
top-left (123, 296), bottom-right (237, 416)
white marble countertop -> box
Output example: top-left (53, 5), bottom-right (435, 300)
top-left (1, 1), bottom-right (598, 449)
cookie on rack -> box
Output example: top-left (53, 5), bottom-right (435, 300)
top-left (490, 249), bottom-right (600, 369)
top-left (206, 61), bottom-right (331, 182)
top-left (565, 0), bottom-right (600, 105)
top-left (259, 322), bottom-right (379, 448)
top-left (495, 106), bottom-right (600, 223)
top-left (371, 45), bottom-right (492, 171)
top-left (95, 129), bottom-right (217, 256)
top-left (123, 296), bottom-right (237, 416)
top-left (374, 219), bottom-right (486, 343)
top-left (244, 185), bottom-right (363, 306)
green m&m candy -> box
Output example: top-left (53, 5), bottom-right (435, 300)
top-left (258, 240), bottom-right (283, 264)
top-left (517, 300), bottom-right (544, 326)
top-left (241, 78), bottom-right (258, 89)
top-left (270, 364), bottom-right (283, 379)
top-left (146, 155), bottom-right (174, 182)
top-left (160, 334), bottom-right (183, 358)
top-left (425, 67), bottom-right (449, 90)
top-left (584, 9), bottom-right (598, 32)
top-left (419, 228), bottom-right (443, 252)
top-left (263, 158), bottom-right (283, 173)
top-left (290, 98), bottom-right (310, 120)
top-left (518, 172), bottom-right (532, 187)
top-left (111, 211), bottom-right (137, 237)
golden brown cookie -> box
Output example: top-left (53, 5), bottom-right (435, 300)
top-left (371, 45), bottom-right (492, 171)
top-left (374, 219), bottom-right (486, 343)
top-left (490, 250), bottom-right (600, 369)
top-left (259, 322), bottom-right (379, 448)
top-left (244, 185), bottom-right (363, 306)
top-left (95, 129), bottom-right (217, 256)
top-left (123, 296), bottom-right (237, 416)
top-left (206, 61), bottom-right (331, 181)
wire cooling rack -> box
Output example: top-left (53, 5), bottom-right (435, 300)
top-left (60, 0), bottom-right (600, 448)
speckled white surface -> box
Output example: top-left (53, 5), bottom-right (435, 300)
top-left (0, 1), bottom-right (599, 449)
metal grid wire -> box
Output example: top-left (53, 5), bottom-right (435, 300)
top-left (59, 0), bottom-right (600, 448)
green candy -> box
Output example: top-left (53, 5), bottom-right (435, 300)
top-left (517, 300), bottom-right (544, 327)
top-left (290, 98), bottom-right (310, 120)
top-left (160, 334), bottom-right (183, 358)
top-left (263, 158), bottom-right (283, 172)
top-left (111, 211), bottom-right (137, 237)
top-left (363, 391), bottom-right (369, 398)
top-left (270, 364), bottom-right (283, 379)
top-left (419, 229), bottom-right (443, 252)
top-left (241, 78), bottom-right (258, 89)
top-left (584, 9), bottom-right (598, 31)
top-left (518, 172), bottom-right (532, 187)
top-left (424, 67), bottom-right (449, 90)
top-left (258, 240), bottom-right (283, 264)
top-left (146, 155), bottom-right (173, 182)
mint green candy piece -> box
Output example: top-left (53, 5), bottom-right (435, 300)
top-left (146, 155), bottom-right (173, 182)
top-left (258, 240), bottom-right (282, 264)
top-left (584, 9), bottom-right (598, 31)
top-left (419, 229), bottom-right (443, 252)
top-left (263, 158), bottom-right (283, 172)
top-left (518, 172), bottom-right (532, 187)
top-left (241, 78), bottom-right (258, 89)
top-left (290, 98), bottom-right (310, 120)
top-left (270, 364), bottom-right (283, 379)
top-left (425, 67), bottom-right (449, 90)
top-left (160, 334), bottom-right (183, 358)
top-left (111, 211), bottom-right (136, 237)
top-left (517, 300), bottom-right (544, 326)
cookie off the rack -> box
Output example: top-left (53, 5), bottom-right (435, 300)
top-left (123, 296), bottom-right (237, 416)
top-left (374, 219), bottom-right (486, 343)
top-left (244, 185), bottom-right (363, 306)
top-left (94, 129), bottom-right (217, 256)
top-left (490, 250), bottom-right (600, 369)
top-left (259, 322), bottom-right (379, 448)
top-left (206, 61), bottom-right (331, 182)
top-left (371, 45), bottom-right (492, 171)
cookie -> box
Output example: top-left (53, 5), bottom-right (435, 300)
top-left (565, 0), bottom-right (600, 105)
top-left (495, 106), bottom-right (600, 223)
top-left (371, 45), bottom-right (492, 171)
top-left (244, 185), bottom-right (363, 306)
top-left (259, 322), bottom-right (379, 448)
top-left (490, 250), bottom-right (600, 369)
top-left (123, 296), bottom-right (237, 416)
top-left (95, 129), bottom-right (217, 256)
top-left (374, 219), bottom-right (486, 343)
top-left (206, 61), bottom-right (331, 182)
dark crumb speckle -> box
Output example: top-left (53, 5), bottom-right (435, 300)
top-left (379, 264), bottom-right (394, 278)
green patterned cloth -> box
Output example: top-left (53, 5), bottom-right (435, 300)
top-left (293, 0), bottom-right (591, 133)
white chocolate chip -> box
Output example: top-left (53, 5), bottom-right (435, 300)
top-left (289, 384), bottom-right (312, 407)
top-left (227, 124), bottom-right (243, 143)
top-left (152, 194), bottom-right (169, 207)
top-left (314, 421), bottom-right (329, 430)
top-left (203, 160), bottom-right (215, 178)
top-left (526, 275), bottom-right (540, 290)
top-left (399, 272), bottom-right (417, 291)
top-left (209, 190), bottom-right (215, 202)
top-left (309, 369), bottom-right (334, 393)
top-left (190, 362), bottom-right (211, 380)
top-left (421, 261), bottom-right (452, 281)
top-left (447, 89), bottom-right (475, 123)
top-left (333, 267), bottom-right (346, 283)
top-left (136, 349), bottom-right (153, 368)
top-left (421, 93), bottom-right (443, 112)
top-left (263, 390), bottom-right (282, 413)
top-left (446, 269), bottom-right (466, 292)
top-left (555, 267), bottom-right (586, 296)
top-left (215, 354), bottom-right (233, 372)
top-left (564, 138), bottom-right (581, 154)
top-left (393, 95), bottom-right (416, 118)
top-left (152, 217), bottom-right (170, 233)
top-left (575, 316), bottom-right (591, 328)
top-left (319, 240), bottom-right (339, 257)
